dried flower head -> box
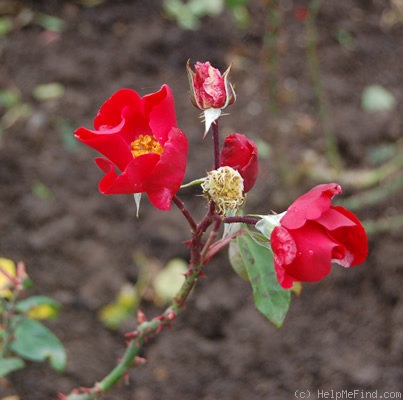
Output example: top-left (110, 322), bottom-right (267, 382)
top-left (202, 166), bottom-right (244, 216)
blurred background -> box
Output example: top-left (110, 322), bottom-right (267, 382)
top-left (0, 0), bottom-right (402, 399)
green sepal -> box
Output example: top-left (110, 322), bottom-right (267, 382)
top-left (255, 212), bottom-right (285, 239)
top-left (133, 193), bottom-right (142, 218)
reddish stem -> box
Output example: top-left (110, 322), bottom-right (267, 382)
top-left (212, 120), bottom-right (220, 170)
top-left (172, 195), bottom-right (197, 232)
top-left (224, 216), bottom-right (260, 225)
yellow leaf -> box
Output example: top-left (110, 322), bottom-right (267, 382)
top-left (0, 258), bottom-right (16, 298)
top-left (98, 284), bottom-right (139, 329)
top-left (153, 258), bottom-right (188, 305)
top-left (28, 304), bottom-right (58, 320)
top-left (116, 284), bottom-right (138, 309)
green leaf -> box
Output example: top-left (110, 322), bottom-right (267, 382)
top-left (236, 233), bottom-right (290, 327)
top-left (31, 181), bottom-right (53, 200)
top-left (362, 84), bottom-right (396, 112)
top-left (163, 0), bottom-right (224, 30)
top-left (35, 13), bottom-right (66, 32)
top-left (0, 16), bottom-right (13, 38)
top-left (32, 82), bottom-right (65, 101)
top-left (189, 0), bottom-right (224, 16)
top-left (11, 318), bottom-right (66, 372)
top-left (228, 240), bottom-right (249, 280)
top-left (0, 357), bottom-right (25, 377)
top-left (0, 88), bottom-right (20, 108)
top-left (16, 295), bottom-right (61, 313)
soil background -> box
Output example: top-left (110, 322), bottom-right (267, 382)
top-left (0, 1), bottom-right (402, 399)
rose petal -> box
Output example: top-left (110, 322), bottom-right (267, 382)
top-left (144, 85), bottom-right (177, 144)
top-left (271, 226), bottom-right (297, 266)
top-left (144, 127), bottom-right (188, 209)
top-left (281, 183), bottom-right (342, 229)
top-left (220, 133), bottom-right (258, 193)
top-left (316, 206), bottom-right (358, 230)
top-left (272, 222), bottom-right (337, 288)
top-left (328, 206), bottom-right (368, 266)
top-left (75, 121), bottom-right (133, 172)
top-left (94, 89), bottom-right (149, 143)
top-left (95, 154), bottom-right (160, 194)
top-left (94, 89), bottom-right (141, 129)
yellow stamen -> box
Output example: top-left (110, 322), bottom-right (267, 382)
top-left (130, 135), bottom-right (164, 158)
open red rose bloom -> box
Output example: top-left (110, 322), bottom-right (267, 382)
top-left (74, 85), bottom-right (188, 210)
top-left (271, 183), bottom-right (368, 289)
top-left (220, 133), bottom-right (258, 193)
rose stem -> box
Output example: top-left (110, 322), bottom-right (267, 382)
top-left (212, 119), bottom-right (220, 170)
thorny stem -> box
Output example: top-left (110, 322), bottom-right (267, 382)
top-left (189, 201), bottom-right (215, 267)
top-left (63, 260), bottom-right (204, 400)
top-left (200, 217), bottom-right (221, 262)
top-left (64, 200), bottom-right (219, 399)
top-left (172, 195), bottom-right (197, 232)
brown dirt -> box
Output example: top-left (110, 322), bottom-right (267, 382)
top-left (0, 1), bottom-right (402, 399)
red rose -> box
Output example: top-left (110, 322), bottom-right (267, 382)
top-left (270, 183), bottom-right (368, 289)
top-left (186, 60), bottom-right (235, 110)
top-left (220, 133), bottom-right (258, 193)
top-left (74, 85), bottom-right (188, 210)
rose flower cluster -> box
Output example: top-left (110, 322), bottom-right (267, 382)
top-left (75, 61), bottom-right (368, 290)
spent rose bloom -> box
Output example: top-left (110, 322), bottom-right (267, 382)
top-left (74, 85), bottom-right (188, 211)
top-left (257, 183), bottom-right (368, 289)
top-left (187, 60), bottom-right (236, 135)
top-left (220, 133), bottom-right (258, 193)
top-left (202, 166), bottom-right (245, 217)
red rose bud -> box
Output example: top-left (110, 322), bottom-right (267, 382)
top-left (187, 60), bottom-right (236, 135)
top-left (267, 183), bottom-right (368, 289)
top-left (220, 133), bottom-right (258, 193)
top-left (187, 60), bottom-right (235, 110)
top-left (75, 85), bottom-right (188, 211)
